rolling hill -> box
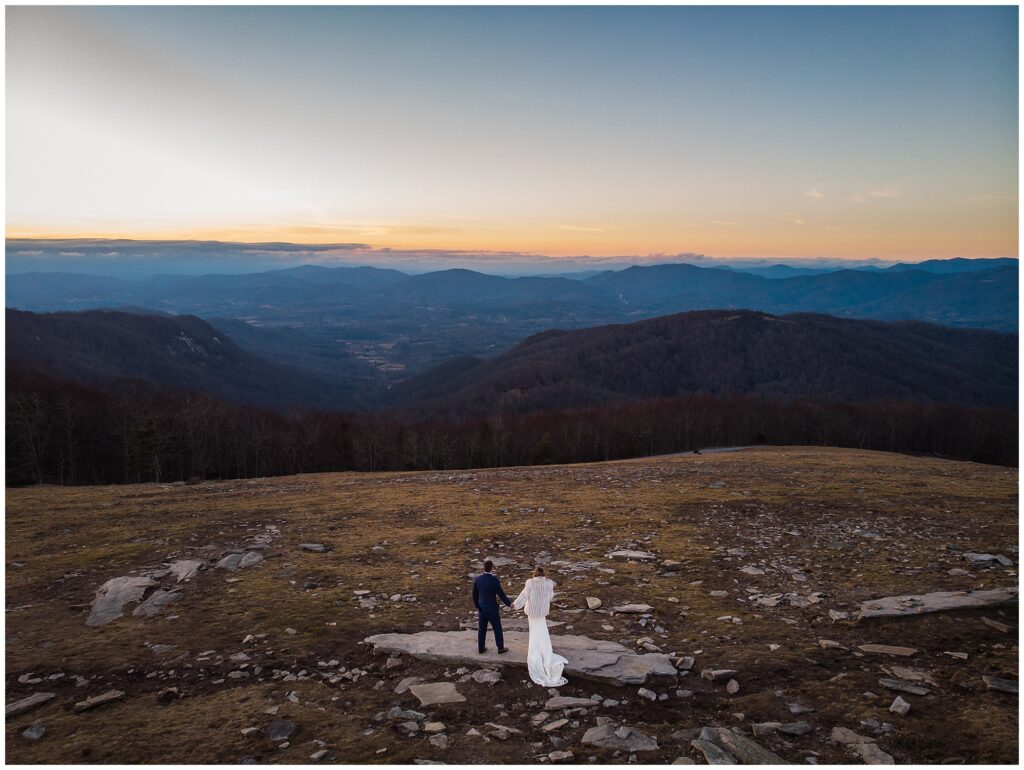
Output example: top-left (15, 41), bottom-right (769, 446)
top-left (5, 309), bottom-right (373, 410)
top-left (392, 310), bottom-right (1019, 415)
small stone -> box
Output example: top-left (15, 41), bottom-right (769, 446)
top-left (549, 750), bottom-right (574, 763)
top-left (310, 749), bottom-right (329, 761)
top-left (423, 722), bottom-right (446, 734)
top-left (726, 679), bottom-right (740, 695)
top-left (542, 718), bottom-right (569, 732)
top-left (878, 678), bottom-right (930, 696)
top-left (638, 688), bottom-right (657, 701)
top-left (701, 669), bottom-right (738, 682)
top-left (982, 676), bottom-right (1018, 694)
top-left (471, 669), bottom-right (502, 685)
top-left (586, 597), bottom-right (602, 609)
top-left (241, 727), bottom-right (260, 739)
top-left (858, 644), bottom-right (918, 657)
top-left (22, 721), bottom-right (46, 741)
top-left (780, 722), bottom-right (812, 736)
top-left (981, 617), bottom-right (1010, 633)
top-left (428, 734), bottom-right (449, 750)
top-left (889, 696), bottom-right (911, 715)
top-left (266, 719), bottom-right (297, 742)
top-left (300, 544), bottom-right (326, 553)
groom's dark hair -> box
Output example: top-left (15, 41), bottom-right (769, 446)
top-left (483, 559), bottom-right (494, 572)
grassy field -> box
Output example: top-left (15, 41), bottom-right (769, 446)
top-left (5, 446), bottom-right (1018, 764)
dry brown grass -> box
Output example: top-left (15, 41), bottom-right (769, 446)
top-left (5, 447), bottom-right (1018, 764)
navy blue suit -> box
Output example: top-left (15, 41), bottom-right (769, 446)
top-left (472, 572), bottom-right (511, 652)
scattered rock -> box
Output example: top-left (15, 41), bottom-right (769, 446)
top-left (310, 749), bottom-right (329, 761)
top-left (981, 617), bottom-right (1010, 633)
top-left (546, 696), bottom-right (599, 710)
top-left (831, 727), bottom-right (875, 745)
top-left (74, 690), bottom-right (125, 712)
top-left (582, 723), bottom-right (658, 751)
top-left (858, 588), bottom-right (1017, 620)
top-left (428, 734), bottom-right (449, 750)
top-left (168, 559), bottom-right (203, 582)
top-left (6, 692), bottom-right (56, 717)
top-left (701, 669), bottom-right (738, 682)
top-left (133, 589), bottom-right (183, 618)
top-left (889, 696), bottom-right (911, 715)
top-left (300, 544), bottom-right (326, 552)
top-left (470, 669), bottom-right (501, 685)
top-left (266, 720), bottom-right (297, 742)
top-left (780, 722), bottom-right (812, 736)
top-left (241, 727), bottom-right (261, 739)
top-left (22, 721), bottom-right (46, 741)
top-left (711, 727), bottom-right (787, 764)
top-left (691, 739), bottom-right (737, 764)
top-left (586, 597), bottom-right (602, 610)
top-left (854, 743), bottom-right (895, 764)
top-left (726, 679), bottom-right (740, 695)
top-left (548, 750), bottom-right (574, 762)
top-left (606, 550), bottom-right (657, 562)
top-left (878, 678), bottom-right (930, 696)
top-left (87, 576), bottom-right (156, 626)
top-left (638, 687), bottom-right (657, 701)
top-left (858, 644), bottom-right (918, 657)
top-left (395, 676), bottom-right (423, 694)
top-left (409, 682), bottom-right (467, 706)
top-left (982, 676), bottom-right (1018, 694)
top-left (423, 722), bottom-right (446, 734)
top-left (611, 604), bottom-right (653, 614)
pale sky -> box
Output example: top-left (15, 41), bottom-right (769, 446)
top-left (6, 6), bottom-right (1019, 261)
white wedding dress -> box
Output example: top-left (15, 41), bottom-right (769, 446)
top-left (512, 576), bottom-right (568, 687)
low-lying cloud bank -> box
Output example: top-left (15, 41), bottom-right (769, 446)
top-left (7, 237), bottom-right (899, 278)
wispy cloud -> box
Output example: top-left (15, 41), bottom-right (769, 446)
top-left (711, 220), bottom-right (740, 226)
top-left (803, 188), bottom-right (825, 199)
top-left (849, 184), bottom-right (903, 203)
top-left (555, 224), bottom-right (606, 233)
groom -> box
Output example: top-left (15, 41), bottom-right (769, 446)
top-left (472, 559), bottom-right (511, 654)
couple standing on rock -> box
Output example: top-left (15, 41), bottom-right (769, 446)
top-left (472, 559), bottom-right (568, 688)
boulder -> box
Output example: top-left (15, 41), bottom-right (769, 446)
top-left (711, 727), bottom-right (786, 764)
top-left (168, 559), bottom-right (204, 582)
top-left (691, 739), bottom-right (737, 764)
top-left (366, 630), bottom-right (676, 685)
top-left (581, 723), bottom-right (658, 751)
top-left (408, 682), bottom-right (466, 706)
top-left (858, 588), bottom-right (1018, 620)
top-left (611, 604), bottom-right (653, 614)
top-left (87, 576), bottom-right (156, 626)
top-left (606, 550), bottom-right (658, 562)
top-left (133, 589), bottom-right (183, 618)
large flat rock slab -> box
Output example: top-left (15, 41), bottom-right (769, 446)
top-left (365, 630), bottom-right (676, 685)
top-left (87, 576), bottom-right (157, 626)
top-left (858, 588), bottom-right (1018, 620)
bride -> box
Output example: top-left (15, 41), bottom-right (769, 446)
top-left (512, 567), bottom-right (568, 687)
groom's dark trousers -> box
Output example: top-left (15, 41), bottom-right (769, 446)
top-left (473, 572), bottom-right (512, 653)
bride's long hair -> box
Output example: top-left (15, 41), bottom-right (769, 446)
top-left (533, 566), bottom-right (545, 578)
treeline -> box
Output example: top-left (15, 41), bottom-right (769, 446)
top-left (6, 365), bottom-right (1016, 487)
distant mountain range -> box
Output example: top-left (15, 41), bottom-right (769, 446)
top-left (392, 310), bottom-right (1018, 415)
top-left (6, 258), bottom-right (1018, 380)
top-left (8, 307), bottom-right (1017, 419)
